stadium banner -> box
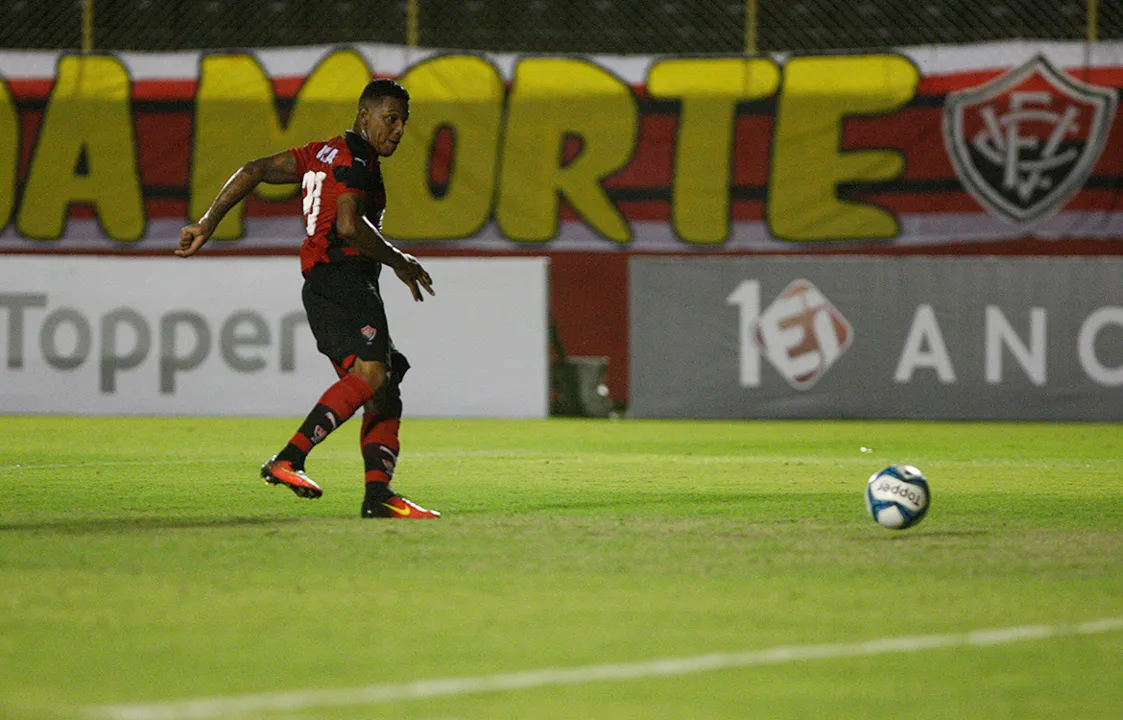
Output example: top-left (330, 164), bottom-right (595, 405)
top-left (629, 256), bottom-right (1123, 420)
top-left (0, 256), bottom-right (549, 417)
top-left (0, 41), bottom-right (1121, 255)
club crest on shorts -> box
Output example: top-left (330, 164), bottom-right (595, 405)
top-left (360, 325), bottom-right (377, 342)
top-left (942, 55), bottom-right (1116, 225)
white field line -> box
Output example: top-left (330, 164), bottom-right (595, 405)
top-left (89, 617), bottom-right (1123, 720)
top-left (0, 450), bottom-right (544, 472)
top-left (8, 451), bottom-right (1100, 474)
top-left (0, 453), bottom-right (869, 473)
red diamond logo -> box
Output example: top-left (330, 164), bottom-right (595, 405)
top-left (751, 279), bottom-right (853, 390)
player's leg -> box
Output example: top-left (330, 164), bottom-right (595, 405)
top-left (358, 351), bottom-right (440, 519)
top-left (353, 358), bottom-right (397, 485)
top-left (260, 263), bottom-right (380, 499)
top-left (261, 358), bottom-right (376, 498)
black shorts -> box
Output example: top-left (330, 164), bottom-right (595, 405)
top-left (301, 260), bottom-right (410, 381)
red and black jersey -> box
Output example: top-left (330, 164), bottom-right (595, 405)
top-left (290, 130), bottom-right (386, 275)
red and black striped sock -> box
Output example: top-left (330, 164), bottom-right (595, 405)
top-left (360, 413), bottom-right (401, 497)
top-left (276, 374), bottom-right (374, 469)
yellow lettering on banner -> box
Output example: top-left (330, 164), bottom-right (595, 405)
top-left (190, 50), bottom-right (370, 239)
top-left (769, 54), bottom-right (918, 242)
top-left (18, 55), bottom-right (144, 241)
top-left (384, 55), bottom-right (503, 240)
top-left (648, 58), bottom-right (780, 244)
top-left (0, 75), bottom-right (15, 230)
top-left (498, 58), bottom-right (637, 244)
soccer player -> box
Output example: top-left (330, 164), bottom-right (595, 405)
top-left (176, 79), bottom-right (440, 519)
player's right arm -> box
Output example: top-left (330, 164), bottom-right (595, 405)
top-left (176, 151), bottom-right (300, 258)
top-left (335, 192), bottom-right (435, 302)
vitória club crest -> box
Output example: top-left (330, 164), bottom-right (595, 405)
top-left (942, 55), bottom-right (1117, 225)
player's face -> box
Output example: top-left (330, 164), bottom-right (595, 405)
top-left (359, 97), bottom-right (409, 157)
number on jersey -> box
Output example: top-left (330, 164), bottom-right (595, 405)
top-left (301, 170), bottom-right (327, 236)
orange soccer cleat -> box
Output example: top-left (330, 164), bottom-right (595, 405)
top-left (361, 489), bottom-right (441, 519)
top-left (260, 457), bottom-right (323, 499)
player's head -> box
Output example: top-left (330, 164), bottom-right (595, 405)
top-left (355, 79), bottom-right (410, 157)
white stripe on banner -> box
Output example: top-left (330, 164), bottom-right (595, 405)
top-left (90, 617), bottom-right (1123, 720)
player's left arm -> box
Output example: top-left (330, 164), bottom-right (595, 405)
top-left (177, 151), bottom-right (300, 258)
top-left (335, 192), bottom-right (435, 302)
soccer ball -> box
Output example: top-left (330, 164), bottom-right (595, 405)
top-left (865, 464), bottom-right (930, 530)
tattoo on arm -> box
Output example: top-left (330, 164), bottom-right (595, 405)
top-left (200, 152), bottom-right (298, 227)
top-left (260, 152), bottom-right (299, 184)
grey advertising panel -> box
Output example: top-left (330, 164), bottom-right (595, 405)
top-left (629, 257), bottom-right (1123, 420)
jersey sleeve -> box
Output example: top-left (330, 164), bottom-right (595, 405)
top-left (333, 161), bottom-right (371, 196)
top-left (289, 142), bottom-right (316, 177)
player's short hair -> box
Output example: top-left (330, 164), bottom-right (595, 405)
top-left (359, 79), bottom-right (410, 109)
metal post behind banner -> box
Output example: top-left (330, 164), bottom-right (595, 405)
top-left (744, 0), bottom-right (757, 54)
top-left (81, 0), bottom-right (94, 52)
top-left (407, 0), bottom-right (420, 47)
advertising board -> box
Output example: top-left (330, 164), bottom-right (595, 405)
top-left (630, 257), bottom-right (1123, 420)
top-left (0, 257), bottom-right (548, 417)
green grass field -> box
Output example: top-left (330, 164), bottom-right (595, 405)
top-left (2, 416), bottom-right (1121, 720)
